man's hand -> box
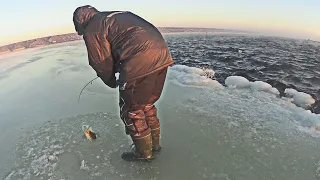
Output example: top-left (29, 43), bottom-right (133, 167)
top-left (101, 75), bottom-right (118, 88)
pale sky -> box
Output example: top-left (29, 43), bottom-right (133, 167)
top-left (0, 0), bottom-right (319, 46)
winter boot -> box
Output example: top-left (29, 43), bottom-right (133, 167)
top-left (121, 134), bottom-right (154, 162)
top-left (151, 128), bottom-right (161, 152)
top-left (144, 105), bottom-right (162, 153)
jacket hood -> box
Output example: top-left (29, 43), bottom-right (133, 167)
top-left (73, 5), bottom-right (99, 35)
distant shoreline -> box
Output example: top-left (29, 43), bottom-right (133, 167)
top-left (0, 27), bottom-right (246, 55)
top-left (1, 27), bottom-right (317, 55)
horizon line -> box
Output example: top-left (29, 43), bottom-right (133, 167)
top-left (1, 26), bottom-right (318, 47)
top-left (0, 26), bottom-right (254, 47)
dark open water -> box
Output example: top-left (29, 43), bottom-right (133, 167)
top-left (164, 33), bottom-right (320, 113)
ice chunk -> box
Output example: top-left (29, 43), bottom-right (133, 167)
top-left (171, 65), bottom-right (203, 74)
top-left (80, 160), bottom-right (89, 171)
top-left (293, 92), bottom-right (316, 108)
top-left (181, 74), bottom-right (222, 87)
top-left (169, 65), bottom-right (222, 88)
top-left (284, 88), bottom-right (316, 108)
top-left (285, 88), bottom-right (298, 98)
top-left (249, 81), bottom-right (280, 95)
top-left (250, 81), bottom-right (272, 91)
top-left (225, 76), bottom-right (250, 88)
top-left (268, 88), bottom-right (280, 95)
top-left (48, 155), bottom-right (58, 162)
top-left (170, 65), bottom-right (215, 78)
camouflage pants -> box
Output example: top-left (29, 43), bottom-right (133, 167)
top-left (119, 67), bottom-right (168, 138)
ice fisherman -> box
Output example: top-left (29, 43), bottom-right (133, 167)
top-left (72, 5), bottom-right (174, 161)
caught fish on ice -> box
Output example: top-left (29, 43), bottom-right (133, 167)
top-left (82, 125), bottom-right (97, 141)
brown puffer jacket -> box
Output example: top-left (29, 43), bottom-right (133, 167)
top-left (73, 5), bottom-right (174, 86)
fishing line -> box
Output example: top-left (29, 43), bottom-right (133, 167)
top-left (78, 76), bottom-right (99, 104)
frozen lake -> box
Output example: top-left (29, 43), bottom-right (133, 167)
top-left (1, 40), bottom-right (320, 180)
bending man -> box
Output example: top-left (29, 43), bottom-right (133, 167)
top-left (73, 5), bottom-right (174, 161)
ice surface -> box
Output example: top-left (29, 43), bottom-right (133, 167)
top-left (2, 41), bottom-right (320, 180)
